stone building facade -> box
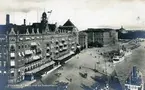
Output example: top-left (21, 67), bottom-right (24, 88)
top-left (83, 28), bottom-right (118, 47)
top-left (78, 31), bottom-right (88, 50)
top-left (0, 12), bottom-right (78, 84)
top-left (0, 34), bottom-right (8, 88)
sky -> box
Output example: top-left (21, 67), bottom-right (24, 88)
top-left (1, 0), bottom-right (145, 30)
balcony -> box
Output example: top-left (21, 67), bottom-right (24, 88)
top-left (25, 61), bottom-right (55, 74)
top-left (25, 50), bottom-right (33, 55)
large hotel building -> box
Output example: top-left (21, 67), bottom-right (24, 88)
top-left (0, 12), bottom-right (85, 84)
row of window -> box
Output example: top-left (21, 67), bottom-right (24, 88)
top-left (0, 70), bottom-right (7, 74)
top-left (0, 61), bottom-right (6, 67)
top-left (19, 36), bottom-right (43, 41)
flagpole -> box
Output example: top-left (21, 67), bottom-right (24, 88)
top-left (47, 10), bottom-right (52, 23)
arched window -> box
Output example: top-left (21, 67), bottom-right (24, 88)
top-left (10, 45), bottom-right (15, 51)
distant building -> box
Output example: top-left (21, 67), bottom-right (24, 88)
top-left (78, 31), bottom-right (88, 50)
top-left (117, 26), bottom-right (145, 39)
top-left (83, 28), bottom-right (118, 47)
top-left (0, 12), bottom-right (78, 84)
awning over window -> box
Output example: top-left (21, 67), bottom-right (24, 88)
top-left (62, 38), bottom-right (65, 41)
top-left (26, 61), bottom-right (55, 74)
top-left (63, 47), bottom-right (67, 50)
top-left (25, 50), bottom-right (32, 55)
top-left (64, 42), bottom-right (68, 45)
top-left (32, 56), bottom-right (40, 60)
top-left (56, 40), bottom-right (58, 42)
top-left (18, 52), bottom-right (21, 57)
top-left (72, 42), bottom-right (75, 44)
top-left (21, 52), bottom-right (25, 56)
top-left (77, 46), bottom-right (81, 49)
top-left (71, 46), bottom-right (75, 49)
top-left (70, 51), bottom-right (75, 54)
top-left (55, 52), bottom-right (73, 61)
top-left (26, 37), bottom-right (30, 40)
top-left (19, 38), bottom-right (23, 40)
top-left (10, 53), bottom-right (15, 57)
top-left (31, 37), bottom-right (35, 40)
top-left (46, 53), bottom-right (50, 56)
top-left (31, 42), bottom-right (37, 46)
top-left (36, 37), bottom-right (40, 39)
top-left (10, 61), bottom-right (15, 66)
top-left (47, 47), bottom-right (50, 49)
top-left (55, 50), bottom-right (59, 53)
top-left (10, 70), bottom-right (14, 73)
top-left (59, 43), bottom-right (63, 46)
top-left (59, 49), bottom-right (62, 51)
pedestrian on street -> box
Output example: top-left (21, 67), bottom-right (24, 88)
top-left (79, 66), bottom-right (81, 69)
top-left (70, 78), bottom-right (72, 82)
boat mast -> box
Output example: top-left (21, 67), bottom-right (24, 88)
top-left (105, 58), bottom-right (109, 90)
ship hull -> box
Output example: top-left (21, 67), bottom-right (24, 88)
top-left (113, 56), bottom-right (125, 64)
top-left (124, 67), bottom-right (144, 90)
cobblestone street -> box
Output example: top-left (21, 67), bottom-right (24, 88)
top-left (32, 45), bottom-right (118, 90)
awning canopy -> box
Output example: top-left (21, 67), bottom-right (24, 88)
top-left (59, 49), bottom-right (63, 51)
top-left (36, 37), bottom-right (40, 39)
top-left (70, 51), bottom-right (75, 54)
top-left (55, 52), bottom-right (73, 61)
top-left (32, 56), bottom-right (40, 60)
top-left (10, 70), bottom-right (14, 73)
top-left (47, 47), bottom-right (50, 49)
top-left (19, 38), bottom-right (23, 40)
top-left (26, 37), bottom-right (30, 40)
top-left (71, 46), bottom-right (75, 49)
top-left (18, 52), bottom-right (21, 57)
top-left (77, 46), bottom-right (81, 49)
top-left (31, 37), bottom-right (35, 40)
top-left (10, 61), bottom-right (15, 66)
top-left (46, 53), bottom-right (50, 56)
top-left (56, 40), bottom-right (58, 42)
top-left (25, 50), bottom-right (33, 55)
top-left (10, 53), bottom-right (15, 57)
top-left (55, 50), bottom-right (59, 53)
top-left (26, 61), bottom-right (55, 74)
top-left (72, 42), bottom-right (75, 44)
top-left (63, 47), bottom-right (67, 50)
top-left (59, 43), bottom-right (63, 46)
top-left (64, 42), bottom-right (68, 45)
top-left (31, 42), bottom-right (37, 46)
top-left (62, 38), bottom-right (65, 41)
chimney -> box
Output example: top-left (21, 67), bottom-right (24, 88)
top-left (24, 19), bottom-right (26, 25)
top-left (6, 14), bottom-right (10, 25)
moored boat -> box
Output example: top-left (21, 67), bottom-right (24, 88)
top-left (113, 55), bottom-right (125, 64)
top-left (125, 66), bottom-right (144, 90)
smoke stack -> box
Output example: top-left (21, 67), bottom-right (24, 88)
top-left (6, 14), bottom-right (10, 25)
top-left (24, 19), bottom-right (26, 25)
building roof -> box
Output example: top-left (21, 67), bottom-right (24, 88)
top-left (0, 22), bottom-right (57, 35)
top-left (58, 26), bottom-right (74, 31)
top-left (63, 19), bottom-right (75, 27)
top-left (84, 28), bottom-right (114, 32)
top-left (0, 24), bottom-right (14, 34)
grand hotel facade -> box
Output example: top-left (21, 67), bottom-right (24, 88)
top-left (0, 12), bottom-right (84, 84)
